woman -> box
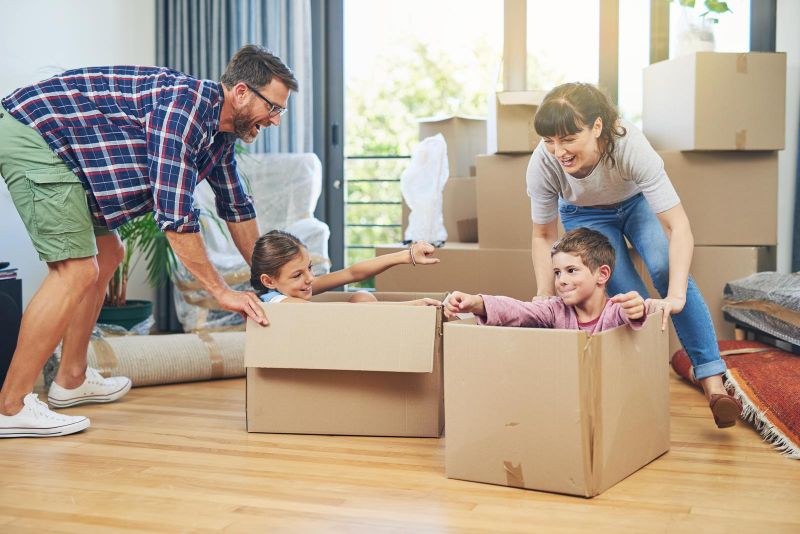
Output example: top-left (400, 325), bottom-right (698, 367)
top-left (526, 82), bottom-right (740, 429)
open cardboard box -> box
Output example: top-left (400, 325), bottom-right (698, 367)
top-left (444, 313), bottom-right (669, 497)
top-left (245, 292), bottom-right (446, 437)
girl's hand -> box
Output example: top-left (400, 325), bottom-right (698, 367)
top-left (444, 291), bottom-right (484, 319)
top-left (610, 291), bottom-right (645, 321)
top-left (645, 296), bottom-right (685, 331)
top-left (407, 297), bottom-right (442, 307)
top-left (410, 241), bottom-right (440, 266)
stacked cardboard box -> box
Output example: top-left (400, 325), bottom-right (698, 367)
top-left (642, 52), bottom-right (784, 354)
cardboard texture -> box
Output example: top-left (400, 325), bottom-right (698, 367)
top-left (245, 292), bottom-right (446, 437)
top-left (444, 315), bottom-right (670, 497)
top-left (660, 151), bottom-right (778, 246)
top-left (476, 153), bottom-right (534, 249)
top-left (402, 176), bottom-right (479, 243)
top-left (633, 247), bottom-right (775, 355)
top-left (643, 52), bottom-right (786, 151)
top-left (374, 244), bottom-right (536, 302)
top-left (487, 90), bottom-right (546, 154)
top-left (418, 116), bottom-right (486, 177)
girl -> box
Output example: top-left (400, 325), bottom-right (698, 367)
top-left (526, 82), bottom-right (740, 429)
top-left (251, 230), bottom-right (440, 305)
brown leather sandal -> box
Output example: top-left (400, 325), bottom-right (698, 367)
top-left (709, 394), bottom-right (742, 429)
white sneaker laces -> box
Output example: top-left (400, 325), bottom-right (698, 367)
top-left (26, 394), bottom-right (65, 421)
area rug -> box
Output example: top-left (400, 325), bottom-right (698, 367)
top-left (670, 340), bottom-right (800, 459)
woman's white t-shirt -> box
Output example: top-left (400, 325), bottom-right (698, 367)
top-left (526, 118), bottom-right (680, 224)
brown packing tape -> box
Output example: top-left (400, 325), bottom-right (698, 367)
top-left (735, 129), bottom-right (747, 150)
top-left (736, 53), bottom-right (748, 74)
top-left (724, 299), bottom-right (800, 328)
top-left (196, 331), bottom-right (225, 379)
top-left (503, 460), bottom-right (525, 488)
top-left (91, 337), bottom-right (119, 374)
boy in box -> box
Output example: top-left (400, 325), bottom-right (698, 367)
top-left (444, 227), bottom-right (657, 333)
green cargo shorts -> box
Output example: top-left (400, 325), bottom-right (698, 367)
top-left (0, 110), bottom-right (113, 262)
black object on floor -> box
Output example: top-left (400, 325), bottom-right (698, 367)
top-left (0, 278), bottom-right (22, 388)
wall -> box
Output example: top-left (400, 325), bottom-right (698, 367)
top-left (777, 0), bottom-right (800, 273)
top-left (0, 0), bottom-right (156, 306)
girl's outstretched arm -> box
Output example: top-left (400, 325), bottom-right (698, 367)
top-left (312, 242), bottom-right (439, 294)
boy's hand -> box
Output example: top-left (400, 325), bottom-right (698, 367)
top-left (610, 291), bottom-right (645, 321)
top-left (410, 241), bottom-right (440, 266)
top-left (645, 297), bottom-right (683, 332)
top-left (444, 291), bottom-right (485, 319)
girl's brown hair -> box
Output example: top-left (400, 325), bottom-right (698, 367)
top-left (533, 82), bottom-right (627, 169)
top-left (250, 230), bottom-right (306, 295)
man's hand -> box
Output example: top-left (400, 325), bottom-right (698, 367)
top-left (645, 296), bottom-right (686, 332)
top-left (410, 241), bottom-right (440, 266)
top-left (444, 291), bottom-right (485, 319)
top-left (610, 291), bottom-right (646, 321)
top-left (215, 288), bottom-right (269, 326)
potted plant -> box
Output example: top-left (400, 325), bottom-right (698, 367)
top-left (98, 214), bottom-right (177, 330)
top-left (671, 0), bottom-right (733, 56)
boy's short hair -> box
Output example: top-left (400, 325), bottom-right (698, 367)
top-left (551, 228), bottom-right (616, 273)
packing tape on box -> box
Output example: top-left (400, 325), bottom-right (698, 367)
top-left (503, 460), bottom-right (525, 488)
top-left (86, 331), bottom-right (245, 386)
top-left (737, 53), bottom-right (748, 74)
top-left (736, 129), bottom-right (747, 150)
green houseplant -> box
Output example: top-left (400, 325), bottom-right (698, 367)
top-left (98, 214), bottom-right (177, 330)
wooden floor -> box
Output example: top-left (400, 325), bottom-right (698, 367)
top-left (1, 375), bottom-right (799, 534)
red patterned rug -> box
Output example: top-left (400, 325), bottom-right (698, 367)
top-left (671, 340), bottom-right (800, 459)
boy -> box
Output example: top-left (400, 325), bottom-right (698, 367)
top-left (445, 227), bottom-right (655, 333)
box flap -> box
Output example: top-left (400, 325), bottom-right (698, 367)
top-left (417, 114), bottom-right (486, 124)
top-left (245, 302), bottom-right (439, 373)
top-left (496, 90), bottom-right (547, 106)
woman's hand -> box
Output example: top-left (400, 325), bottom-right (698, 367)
top-left (410, 241), bottom-right (440, 266)
top-left (610, 291), bottom-right (646, 321)
top-left (645, 296), bottom-right (686, 331)
top-left (444, 291), bottom-right (485, 319)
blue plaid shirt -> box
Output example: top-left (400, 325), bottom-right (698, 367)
top-left (1, 66), bottom-right (256, 232)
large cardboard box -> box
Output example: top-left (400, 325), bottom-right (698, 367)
top-left (643, 52), bottom-right (786, 151)
top-left (374, 244), bottom-right (536, 301)
top-left (487, 90), bottom-right (546, 154)
top-left (402, 176), bottom-right (478, 243)
top-left (245, 292), bottom-right (446, 437)
top-left (634, 246), bottom-right (775, 355)
top-left (444, 315), bottom-right (670, 497)
top-left (418, 116), bottom-right (486, 177)
top-left (476, 153), bottom-right (534, 249)
top-left (660, 151), bottom-right (778, 246)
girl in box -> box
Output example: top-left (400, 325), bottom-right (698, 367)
top-left (251, 230), bottom-right (440, 305)
top-left (525, 82), bottom-right (739, 428)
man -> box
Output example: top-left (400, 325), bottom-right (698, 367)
top-left (0, 44), bottom-right (295, 437)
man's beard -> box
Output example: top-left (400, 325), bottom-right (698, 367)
top-left (232, 109), bottom-right (260, 143)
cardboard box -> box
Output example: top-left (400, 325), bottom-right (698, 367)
top-left (402, 176), bottom-right (479, 243)
top-left (643, 52), bottom-right (786, 150)
top-left (444, 314), bottom-right (669, 497)
top-left (660, 151), bottom-right (778, 246)
top-left (245, 292), bottom-right (446, 437)
top-left (487, 90), bottom-right (546, 154)
top-left (374, 244), bottom-right (536, 301)
top-left (476, 153), bottom-right (534, 249)
top-left (633, 247), bottom-right (775, 355)
top-left (418, 116), bottom-right (486, 177)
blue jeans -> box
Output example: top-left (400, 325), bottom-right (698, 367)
top-left (558, 193), bottom-right (726, 380)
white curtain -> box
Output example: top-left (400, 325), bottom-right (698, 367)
top-left (155, 0), bottom-right (313, 154)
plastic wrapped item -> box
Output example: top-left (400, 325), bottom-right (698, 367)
top-left (402, 133), bottom-right (449, 245)
top-left (171, 153), bottom-right (331, 332)
top-left (96, 315), bottom-right (155, 337)
top-left (723, 272), bottom-right (800, 347)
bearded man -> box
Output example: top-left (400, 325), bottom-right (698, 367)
top-left (0, 44), bottom-right (292, 437)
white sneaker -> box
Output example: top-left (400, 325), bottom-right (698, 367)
top-left (0, 393), bottom-right (90, 438)
top-left (48, 367), bottom-right (132, 408)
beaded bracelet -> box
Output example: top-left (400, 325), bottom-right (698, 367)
top-left (409, 242), bottom-right (417, 266)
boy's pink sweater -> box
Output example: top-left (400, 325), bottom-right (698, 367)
top-left (477, 295), bottom-right (646, 334)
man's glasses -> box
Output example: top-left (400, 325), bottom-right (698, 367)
top-left (245, 84), bottom-right (287, 118)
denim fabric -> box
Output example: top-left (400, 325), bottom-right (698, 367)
top-left (558, 193), bottom-right (726, 380)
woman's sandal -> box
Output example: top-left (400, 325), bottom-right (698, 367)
top-left (709, 393), bottom-right (742, 429)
